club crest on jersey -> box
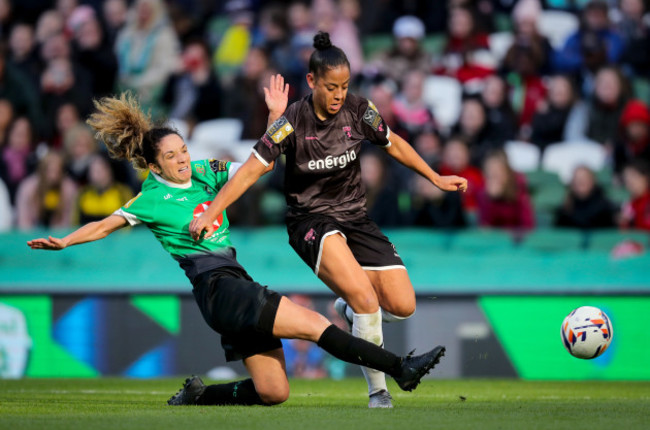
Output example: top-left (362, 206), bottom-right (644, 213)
top-left (266, 116), bottom-right (294, 144)
top-left (193, 201), bottom-right (224, 230)
top-left (195, 164), bottom-right (206, 176)
top-left (209, 159), bottom-right (228, 172)
top-left (342, 126), bottom-right (352, 139)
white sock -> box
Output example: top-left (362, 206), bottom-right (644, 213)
top-left (352, 309), bottom-right (388, 396)
top-left (382, 308), bottom-right (415, 323)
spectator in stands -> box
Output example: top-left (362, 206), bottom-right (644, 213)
top-left (76, 154), bottom-right (133, 224)
top-left (313, 0), bottom-right (364, 78)
top-left (50, 102), bottom-right (81, 150)
top-left (408, 173), bottom-right (467, 228)
top-left (435, 5), bottom-right (494, 84)
top-left (531, 74), bottom-right (589, 152)
top-left (392, 69), bottom-right (436, 142)
top-left (0, 45), bottom-right (43, 138)
top-left (255, 4), bottom-right (294, 76)
top-left (616, 0), bottom-right (650, 78)
top-left (39, 56), bottom-right (94, 141)
top-left (222, 46), bottom-right (275, 140)
top-left (0, 98), bottom-right (14, 149)
top-left (162, 38), bottom-right (223, 125)
top-left (360, 150), bottom-right (404, 227)
top-left (62, 123), bottom-right (98, 185)
top-left (553, 1), bottom-right (624, 95)
top-left (477, 149), bottom-right (535, 230)
top-left (69, 5), bottom-right (118, 98)
top-left (0, 177), bottom-right (11, 231)
top-left (480, 74), bottom-right (518, 145)
top-left (368, 15), bottom-right (431, 84)
top-left (213, 0), bottom-right (254, 85)
top-left (367, 80), bottom-right (409, 141)
top-left (585, 66), bottom-right (629, 147)
top-left (614, 99), bottom-right (650, 174)
top-left (439, 136), bottom-right (484, 213)
top-left (413, 130), bottom-right (443, 167)
top-left (15, 150), bottom-right (78, 230)
top-left (115, 0), bottom-right (180, 119)
top-left (7, 22), bottom-right (40, 89)
top-left (35, 10), bottom-right (64, 46)
top-left (619, 158), bottom-right (650, 230)
top-left (0, 116), bottom-right (37, 203)
top-left (554, 165), bottom-right (616, 229)
top-left (508, 0), bottom-right (553, 75)
top-left (102, 0), bottom-right (128, 47)
top-left (451, 96), bottom-right (498, 166)
top-left (502, 40), bottom-right (547, 134)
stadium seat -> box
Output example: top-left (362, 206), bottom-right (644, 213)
top-left (422, 75), bottom-right (462, 132)
top-left (586, 230), bottom-right (649, 251)
top-left (521, 228), bottom-right (586, 252)
top-left (166, 118), bottom-right (190, 142)
top-left (504, 141), bottom-right (541, 172)
top-left (191, 118), bottom-right (243, 146)
top-left (488, 32), bottom-right (514, 64)
top-left (538, 10), bottom-right (579, 50)
top-left (541, 140), bottom-right (607, 183)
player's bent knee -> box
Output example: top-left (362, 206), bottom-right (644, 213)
top-left (257, 386), bottom-right (290, 405)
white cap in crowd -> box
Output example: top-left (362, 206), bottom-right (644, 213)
top-left (392, 15), bottom-right (425, 40)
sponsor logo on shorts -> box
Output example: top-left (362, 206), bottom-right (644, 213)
top-left (307, 149), bottom-right (357, 170)
top-left (304, 228), bottom-right (317, 243)
top-left (391, 243), bottom-right (400, 258)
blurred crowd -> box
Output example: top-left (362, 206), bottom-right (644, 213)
top-left (0, 0), bottom-right (649, 233)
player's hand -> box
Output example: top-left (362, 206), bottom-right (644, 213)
top-left (189, 213), bottom-right (216, 241)
top-left (436, 175), bottom-right (468, 192)
top-left (264, 74), bottom-right (289, 118)
top-left (27, 236), bottom-right (67, 251)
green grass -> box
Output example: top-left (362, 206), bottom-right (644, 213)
top-left (1, 378), bottom-right (649, 430)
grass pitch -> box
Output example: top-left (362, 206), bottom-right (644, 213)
top-left (1, 378), bottom-right (648, 430)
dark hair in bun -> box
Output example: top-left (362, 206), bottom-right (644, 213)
top-left (309, 31), bottom-right (350, 78)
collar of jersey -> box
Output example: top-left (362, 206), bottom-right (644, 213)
top-left (150, 171), bottom-right (192, 189)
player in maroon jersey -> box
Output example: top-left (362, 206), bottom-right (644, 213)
top-left (190, 32), bottom-right (466, 408)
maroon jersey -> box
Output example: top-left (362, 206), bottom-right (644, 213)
top-left (253, 93), bottom-right (391, 221)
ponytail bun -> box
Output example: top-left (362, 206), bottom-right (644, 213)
top-left (313, 31), bottom-right (332, 50)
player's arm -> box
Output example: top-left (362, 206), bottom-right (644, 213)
top-left (27, 214), bottom-right (129, 251)
top-left (189, 154), bottom-right (273, 240)
top-left (384, 132), bottom-right (468, 192)
top-left (189, 74), bottom-right (289, 241)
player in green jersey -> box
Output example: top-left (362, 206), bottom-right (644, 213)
top-left (27, 92), bottom-right (444, 407)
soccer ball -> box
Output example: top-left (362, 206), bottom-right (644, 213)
top-left (561, 306), bottom-right (613, 359)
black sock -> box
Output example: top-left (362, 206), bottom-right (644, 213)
top-left (317, 324), bottom-right (402, 376)
top-left (196, 378), bottom-right (264, 406)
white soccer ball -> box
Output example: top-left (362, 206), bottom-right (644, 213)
top-left (561, 306), bottom-right (613, 359)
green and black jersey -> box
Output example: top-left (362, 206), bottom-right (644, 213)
top-left (115, 159), bottom-right (243, 280)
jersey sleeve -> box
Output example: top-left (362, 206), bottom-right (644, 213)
top-left (252, 106), bottom-right (297, 166)
top-left (114, 192), bottom-right (152, 226)
top-left (357, 98), bottom-right (391, 148)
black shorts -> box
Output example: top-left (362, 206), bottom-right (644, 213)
top-left (191, 266), bottom-right (283, 362)
top-left (286, 213), bottom-right (405, 274)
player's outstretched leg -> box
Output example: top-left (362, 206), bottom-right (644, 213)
top-left (392, 346), bottom-right (446, 392)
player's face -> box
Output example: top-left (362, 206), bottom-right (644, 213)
top-left (307, 65), bottom-right (350, 120)
top-left (151, 134), bottom-right (192, 184)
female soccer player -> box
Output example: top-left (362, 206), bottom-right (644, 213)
top-left (27, 93), bottom-right (444, 407)
top-left (189, 32), bottom-right (467, 408)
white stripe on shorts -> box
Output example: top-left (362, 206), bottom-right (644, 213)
top-left (314, 230), bottom-right (347, 275)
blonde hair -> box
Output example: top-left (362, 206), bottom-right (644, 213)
top-left (86, 92), bottom-right (160, 171)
